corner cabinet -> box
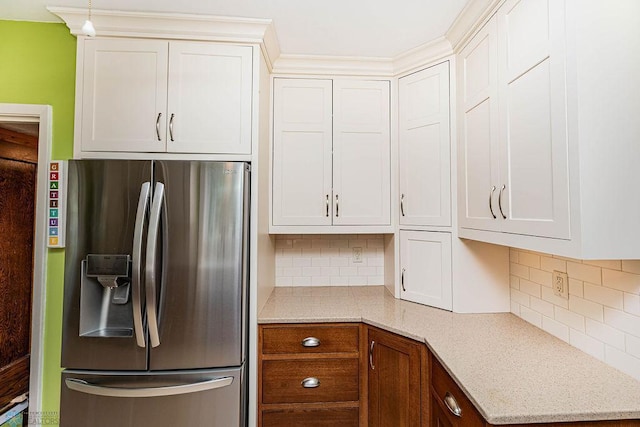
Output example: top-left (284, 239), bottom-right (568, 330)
top-left (271, 78), bottom-right (391, 232)
top-left (77, 38), bottom-right (253, 155)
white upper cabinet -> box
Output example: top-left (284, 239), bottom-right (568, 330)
top-left (398, 62), bottom-right (451, 227)
top-left (78, 38), bottom-right (252, 155)
top-left (272, 79), bottom-right (333, 226)
top-left (271, 78), bottom-right (391, 231)
top-left (458, 0), bottom-right (570, 240)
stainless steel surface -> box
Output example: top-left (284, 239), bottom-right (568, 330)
top-left (489, 185), bottom-right (497, 219)
top-left (146, 182), bottom-right (164, 348)
top-left (369, 340), bottom-right (375, 370)
top-left (444, 392), bottom-right (462, 417)
top-left (132, 182), bottom-right (150, 348)
top-left (498, 184), bottom-right (507, 219)
top-left (301, 337), bottom-right (321, 347)
top-left (150, 161), bottom-right (250, 370)
top-left (169, 113), bottom-right (175, 142)
top-left (400, 193), bottom-right (405, 217)
top-left (335, 194), bottom-right (339, 217)
top-left (401, 268), bottom-right (406, 292)
top-left (325, 194), bottom-right (329, 217)
top-left (155, 113), bottom-right (162, 141)
top-left (65, 376), bottom-right (233, 398)
top-left (300, 377), bottom-right (320, 388)
top-left (62, 160), bottom-right (150, 370)
top-left (60, 367), bottom-right (244, 427)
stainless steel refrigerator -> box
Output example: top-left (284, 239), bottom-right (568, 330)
top-left (60, 160), bottom-right (250, 427)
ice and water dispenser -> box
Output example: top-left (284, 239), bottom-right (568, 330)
top-left (79, 254), bottom-right (134, 337)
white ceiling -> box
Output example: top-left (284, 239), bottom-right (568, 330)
top-left (1, 0), bottom-right (470, 58)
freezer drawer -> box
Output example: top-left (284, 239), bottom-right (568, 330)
top-left (60, 366), bottom-right (245, 427)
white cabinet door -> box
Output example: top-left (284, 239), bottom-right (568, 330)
top-left (272, 79), bottom-right (333, 226)
top-left (497, 0), bottom-right (570, 238)
top-left (333, 80), bottom-right (391, 226)
top-left (166, 42), bottom-right (252, 154)
top-left (81, 39), bottom-right (168, 152)
top-left (458, 17), bottom-right (502, 232)
top-left (400, 230), bottom-right (452, 311)
top-left (399, 62), bottom-right (451, 227)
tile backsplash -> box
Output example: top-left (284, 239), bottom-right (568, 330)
top-left (274, 234), bottom-right (384, 287)
top-left (509, 249), bottom-right (640, 380)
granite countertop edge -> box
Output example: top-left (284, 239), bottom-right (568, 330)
top-left (257, 286), bottom-right (640, 425)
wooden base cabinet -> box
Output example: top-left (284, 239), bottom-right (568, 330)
top-left (367, 326), bottom-right (426, 427)
top-left (258, 323), bottom-right (366, 427)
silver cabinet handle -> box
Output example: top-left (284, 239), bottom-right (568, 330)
top-left (400, 193), bottom-right (405, 217)
top-left (401, 268), bottom-right (406, 292)
top-left (444, 392), bottom-right (462, 417)
top-left (132, 182), bottom-right (151, 348)
top-left (301, 337), bottom-right (321, 347)
top-left (498, 184), bottom-right (506, 219)
top-left (369, 340), bottom-right (375, 370)
top-left (489, 185), bottom-right (497, 219)
top-left (155, 113), bottom-right (162, 141)
top-left (169, 113), bottom-right (175, 142)
top-left (335, 194), bottom-right (339, 217)
top-left (325, 194), bottom-right (329, 217)
top-left (146, 182), bottom-right (164, 348)
top-left (65, 376), bottom-right (233, 398)
top-left (301, 377), bottom-right (320, 388)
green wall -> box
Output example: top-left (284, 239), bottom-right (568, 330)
top-left (0, 20), bottom-right (76, 424)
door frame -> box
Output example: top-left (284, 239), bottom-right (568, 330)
top-left (0, 103), bottom-right (52, 416)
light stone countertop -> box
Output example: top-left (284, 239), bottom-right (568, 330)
top-left (258, 286), bottom-right (640, 425)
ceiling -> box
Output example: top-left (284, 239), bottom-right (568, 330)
top-left (0, 0), bottom-right (470, 58)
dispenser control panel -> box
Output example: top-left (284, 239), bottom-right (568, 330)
top-left (85, 254), bottom-right (130, 277)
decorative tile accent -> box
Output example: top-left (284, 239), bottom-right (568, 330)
top-left (275, 234), bottom-right (384, 287)
top-left (510, 249), bottom-right (640, 380)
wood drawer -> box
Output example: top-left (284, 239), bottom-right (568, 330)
top-left (262, 407), bottom-right (359, 427)
top-left (431, 356), bottom-right (484, 427)
top-left (261, 324), bottom-right (359, 354)
top-left (262, 358), bottom-right (359, 404)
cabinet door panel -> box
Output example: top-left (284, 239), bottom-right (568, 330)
top-left (399, 62), bottom-right (451, 227)
top-left (458, 17), bottom-right (502, 232)
top-left (272, 79), bottom-right (333, 226)
top-left (400, 231), bottom-right (452, 311)
top-left (498, 0), bottom-right (570, 238)
top-left (81, 39), bottom-right (168, 152)
top-left (333, 80), bottom-right (390, 226)
top-left (167, 42), bottom-right (252, 154)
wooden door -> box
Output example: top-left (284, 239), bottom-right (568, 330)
top-left (431, 396), bottom-right (455, 427)
top-left (167, 42), bottom-right (252, 154)
top-left (272, 78), bottom-right (333, 226)
top-left (333, 80), bottom-right (391, 226)
top-left (367, 327), bottom-right (422, 427)
top-left (497, 0), bottom-right (570, 239)
top-left (399, 62), bottom-right (451, 227)
top-left (0, 127), bottom-right (37, 410)
top-left (81, 38), bottom-right (169, 152)
top-left (457, 16), bottom-right (502, 232)
top-left (399, 230), bottom-right (452, 311)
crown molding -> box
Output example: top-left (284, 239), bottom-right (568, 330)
top-left (272, 54), bottom-right (394, 77)
top-left (47, 7), bottom-right (280, 70)
top-left (445, 0), bottom-right (504, 53)
top-left (393, 36), bottom-right (453, 76)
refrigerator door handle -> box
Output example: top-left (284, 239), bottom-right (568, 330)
top-left (65, 376), bottom-right (233, 398)
top-left (146, 182), bottom-right (164, 348)
top-left (132, 182), bottom-right (151, 348)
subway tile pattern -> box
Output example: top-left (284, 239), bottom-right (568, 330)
top-left (510, 249), bottom-right (640, 380)
top-left (274, 234), bottom-right (384, 287)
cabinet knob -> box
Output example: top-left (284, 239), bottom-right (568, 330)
top-left (301, 377), bottom-right (320, 388)
top-left (444, 392), bottom-right (462, 417)
top-left (301, 337), bottom-right (321, 347)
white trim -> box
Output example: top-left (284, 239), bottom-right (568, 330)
top-left (272, 54), bottom-right (394, 77)
top-left (445, 0), bottom-right (504, 53)
top-left (392, 37), bottom-right (453, 76)
top-left (0, 103), bottom-right (52, 418)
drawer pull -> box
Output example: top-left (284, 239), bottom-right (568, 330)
top-left (301, 377), bottom-right (320, 388)
top-left (301, 337), bottom-right (321, 347)
top-left (444, 392), bottom-right (462, 417)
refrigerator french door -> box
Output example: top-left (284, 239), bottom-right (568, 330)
top-left (60, 160), bottom-right (250, 427)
